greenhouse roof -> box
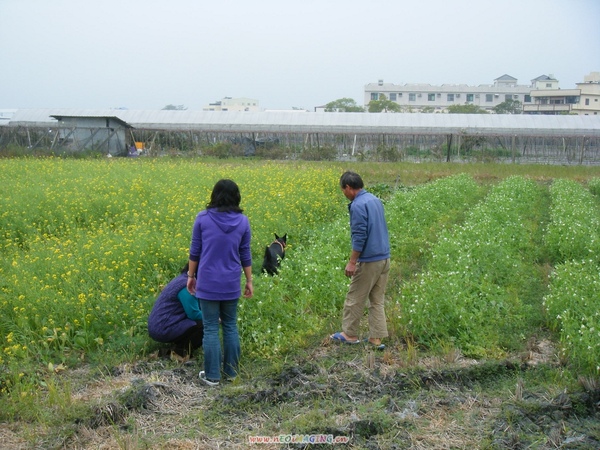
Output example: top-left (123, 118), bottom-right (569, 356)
top-left (8, 108), bottom-right (600, 137)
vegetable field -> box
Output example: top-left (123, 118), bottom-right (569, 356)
top-left (1, 158), bottom-right (599, 387)
top-left (2, 158), bottom-right (600, 449)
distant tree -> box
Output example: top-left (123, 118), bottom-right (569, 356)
top-left (324, 98), bottom-right (365, 112)
top-left (420, 106), bottom-right (436, 113)
top-left (162, 104), bottom-right (187, 110)
top-left (493, 99), bottom-right (522, 114)
top-left (368, 94), bottom-right (402, 113)
top-left (447, 103), bottom-right (488, 114)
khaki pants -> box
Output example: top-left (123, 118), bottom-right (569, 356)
top-left (342, 258), bottom-right (390, 339)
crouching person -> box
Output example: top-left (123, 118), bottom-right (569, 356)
top-left (148, 263), bottom-right (204, 357)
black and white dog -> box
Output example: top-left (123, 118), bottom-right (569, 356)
top-left (261, 233), bottom-right (287, 275)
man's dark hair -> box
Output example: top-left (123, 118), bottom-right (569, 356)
top-left (340, 171), bottom-right (364, 190)
top-left (207, 179), bottom-right (243, 213)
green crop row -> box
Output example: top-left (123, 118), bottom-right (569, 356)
top-left (543, 179), bottom-right (600, 375)
top-left (385, 173), bottom-right (485, 262)
top-left (395, 176), bottom-right (547, 357)
top-left (544, 179), bottom-right (600, 264)
top-left (240, 174), bottom-right (485, 358)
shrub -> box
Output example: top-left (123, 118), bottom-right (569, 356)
top-left (374, 144), bottom-right (402, 162)
top-left (299, 144), bottom-right (338, 161)
top-left (201, 142), bottom-right (245, 158)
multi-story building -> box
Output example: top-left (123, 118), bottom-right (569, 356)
top-left (524, 88), bottom-right (580, 115)
top-left (524, 72), bottom-right (600, 116)
top-left (364, 74), bottom-right (541, 113)
top-left (203, 97), bottom-right (260, 112)
top-left (574, 72), bottom-right (600, 116)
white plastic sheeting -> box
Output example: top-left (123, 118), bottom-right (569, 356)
top-left (8, 108), bottom-right (600, 137)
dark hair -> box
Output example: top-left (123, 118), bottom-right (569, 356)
top-left (340, 171), bottom-right (364, 190)
top-left (206, 179), bottom-right (243, 213)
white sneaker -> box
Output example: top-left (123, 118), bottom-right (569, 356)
top-left (199, 371), bottom-right (219, 386)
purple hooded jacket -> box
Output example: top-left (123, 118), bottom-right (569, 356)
top-left (189, 209), bottom-right (252, 300)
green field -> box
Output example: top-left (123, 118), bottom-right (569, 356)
top-left (1, 158), bottom-right (599, 449)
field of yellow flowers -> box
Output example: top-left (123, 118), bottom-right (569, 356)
top-left (0, 159), bottom-right (346, 370)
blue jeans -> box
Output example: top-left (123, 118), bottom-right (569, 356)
top-left (198, 299), bottom-right (240, 381)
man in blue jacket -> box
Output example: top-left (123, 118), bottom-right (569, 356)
top-left (330, 171), bottom-right (391, 350)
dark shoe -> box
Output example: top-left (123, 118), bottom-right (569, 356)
top-left (199, 371), bottom-right (219, 386)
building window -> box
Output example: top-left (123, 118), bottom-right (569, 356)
top-left (370, 93), bottom-right (378, 101)
top-left (428, 94), bottom-right (435, 101)
top-left (546, 83), bottom-right (552, 88)
top-left (505, 94), bottom-right (512, 101)
top-left (486, 94), bottom-right (493, 102)
top-left (466, 94), bottom-right (474, 102)
top-left (524, 95), bottom-right (531, 103)
top-left (447, 94), bottom-right (454, 102)
top-left (566, 96), bottom-right (578, 104)
top-left (390, 93), bottom-right (397, 101)
top-left (585, 98), bottom-right (590, 105)
top-left (409, 93), bottom-right (416, 101)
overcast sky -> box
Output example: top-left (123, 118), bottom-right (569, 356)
top-left (1, 0), bottom-right (598, 111)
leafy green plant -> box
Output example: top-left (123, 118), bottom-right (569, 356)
top-left (385, 173), bottom-right (484, 263)
top-left (588, 177), bottom-right (600, 196)
top-left (543, 259), bottom-right (600, 375)
top-left (543, 178), bottom-right (600, 375)
top-left (544, 178), bottom-right (600, 264)
top-left (394, 176), bottom-right (546, 356)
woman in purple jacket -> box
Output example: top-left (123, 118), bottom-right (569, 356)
top-left (187, 179), bottom-right (253, 386)
top-left (147, 263), bottom-right (204, 357)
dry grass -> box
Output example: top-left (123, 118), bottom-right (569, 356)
top-left (4, 337), bottom-right (590, 450)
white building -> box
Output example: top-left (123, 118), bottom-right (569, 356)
top-left (364, 74), bottom-right (541, 113)
top-left (574, 72), bottom-right (600, 116)
top-left (203, 97), bottom-right (260, 112)
top-left (523, 72), bottom-right (600, 116)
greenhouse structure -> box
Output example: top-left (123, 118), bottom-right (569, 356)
top-left (2, 108), bottom-right (599, 164)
